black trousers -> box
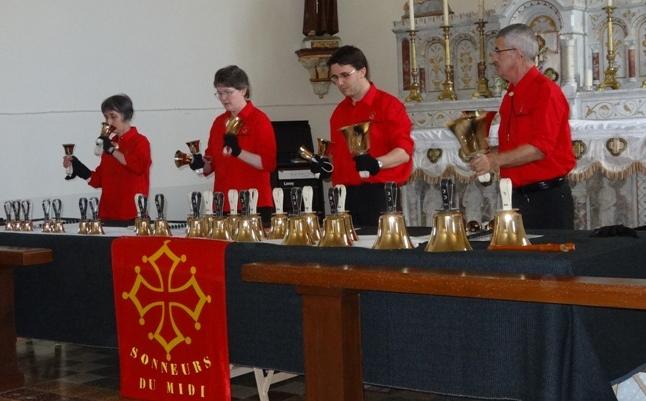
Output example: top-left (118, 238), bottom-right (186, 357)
top-left (512, 181), bottom-right (574, 230)
top-left (345, 183), bottom-right (400, 228)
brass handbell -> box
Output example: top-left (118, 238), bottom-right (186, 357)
top-left (267, 188), bottom-right (288, 240)
top-left (186, 191), bottom-right (203, 238)
top-left (40, 200), bottom-right (53, 233)
top-left (335, 185), bottom-right (358, 241)
top-left (373, 183), bottom-right (413, 250)
top-left (319, 187), bottom-right (352, 247)
top-left (133, 194), bottom-right (152, 236)
top-left (235, 190), bottom-right (262, 243)
top-left (226, 189), bottom-right (240, 239)
top-left (51, 199), bottom-right (66, 233)
top-left (225, 116), bottom-right (243, 135)
top-left (174, 140), bottom-right (200, 168)
top-left (78, 197), bottom-right (90, 235)
top-left (87, 197), bottom-right (104, 235)
top-left (282, 187), bottom-right (314, 246)
top-left (425, 179), bottom-right (472, 252)
top-left (302, 186), bottom-right (321, 244)
top-left (20, 200), bottom-right (33, 232)
top-left (152, 194), bottom-right (171, 236)
top-left (317, 137), bottom-right (331, 156)
top-left (489, 178), bottom-right (531, 248)
top-left (209, 192), bottom-right (231, 240)
top-left (340, 121), bottom-right (371, 178)
top-left (447, 110), bottom-right (496, 184)
top-left (96, 123), bottom-right (117, 156)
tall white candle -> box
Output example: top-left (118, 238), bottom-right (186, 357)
top-left (479, 0), bottom-right (485, 20)
top-left (607, 0), bottom-right (613, 6)
top-left (585, 69), bottom-right (593, 88)
top-left (443, 0), bottom-right (449, 26)
top-left (409, 0), bottom-right (415, 30)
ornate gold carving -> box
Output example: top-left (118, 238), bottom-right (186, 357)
top-left (426, 148), bottom-right (443, 163)
top-left (606, 137), bottom-right (627, 156)
top-left (572, 140), bottom-right (587, 160)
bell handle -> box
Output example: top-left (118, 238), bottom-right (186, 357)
top-left (214, 192), bottom-right (224, 217)
top-left (477, 173), bottom-right (492, 184)
top-left (328, 188), bottom-right (337, 214)
top-left (134, 194), bottom-right (144, 218)
top-left (53, 199), bottom-right (63, 220)
top-left (240, 190), bottom-right (250, 216)
top-left (290, 187), bottom-right (302, 216)
top-left (335, 184), bottom-right (346, 212)
top-left (202, 190), bottom-right (214, 215)
top-left (4, 201), bottom-right (12, 220)
top-left (78, 197), bottom-right (88, 220)
top-left (89, 197), bottom-right (99, 220)
top-left (358, 170), bottom-right (369, 179)
top-left (249, 188), bottom-right (258, 215)
top-left (273, 188), bottom-right (284, 214)
top-left (190, 191), bottom-right (202, 218)
top-left (500, 178), bottom-right (513, 211)
top-left (155, 194), bottom-right (166, 220)
top-left (440, 179), bottom-right (451, 210)
top-left (42, 199), bottom-right (51, 221)
top-left (21, 200), bottom-right (31, 220)
top-left (228, 189), bottom-right (239, 216)
top-left (302, 186), bottom-right (314, 213)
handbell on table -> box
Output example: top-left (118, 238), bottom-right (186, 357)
top-left (319, 186), bottom-right (352, 247)
top-left (373, 183), bottom-right (413, 250)
top-left (425, 179), bottom-right (472, 252)
top-left (488, 178), bottom-right (531, 248)
top-left (447, 110), bottom-right (496, 184)
top-left (267, 188), bottom-right (288, 240)
top-left (152, 194), bottom-right (171, 236)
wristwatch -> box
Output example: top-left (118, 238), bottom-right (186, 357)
top-left (377, 159), bottom-right (384, 169)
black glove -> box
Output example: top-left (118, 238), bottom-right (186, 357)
top-left (354, 154), bottom-right (380, 176)
top-left (65, 156), bottom-right (91, 180)
top-left (189, 153), bottom-right (205, 170)
top-left (99, 136), bottom-right (115, 154)
top-left (223, 134), bottom-right (241, 157)
top-left (310, 156), bottom-right (333, 180)
top-left (590, 224), bottom-right (638, 238)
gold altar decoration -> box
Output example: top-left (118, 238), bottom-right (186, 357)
top-left (439, 25), bottom-right (457, 101)
top-left (598, 6), bottom-right (620, 91)
top-left (472, 19), bottom-right (492, 98)
top-left (427, 148), bottom-right (442, 163)
top-left (405, 30), bottom-right (424, 102)
top-left (606, 137), bottom-right (627, 157)
top-left (572, 140), bottom-right (587, 160)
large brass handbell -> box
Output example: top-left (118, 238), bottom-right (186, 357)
top-left (186, 192), bottom-right (203, 238)
top-left (340, 121), bottom-right (371, 178)
top-left (282, 215), bottom-right (314, 245)
top-left (174, 140), bottom-right (201, 168)
top-left (152, 194), bottom-right (171, 236)
top-left (208, 192), bottom-right (231, 240)
top-left (488, 178), bottom-right (530, 248)
top-left (447, 110), bottom-right (496, 184)
top-left (302, 186), bottom-right (321, 244)
top-left (235, 190), bottom-right (262, 243)
top-left (225, 116), bottom-right (243, 134)
top-left (373, 183), bottom-right (413, 250)
top-left (319, 215), bottom-right (352, 247)
top-left (335, 185), bottom-right (358, 241)
top-left (425, 179), bottom-right (472, 252)
top-left (226, 189), bottom-right (240, 239)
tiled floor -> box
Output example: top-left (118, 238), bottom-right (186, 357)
top-left (1, 338), bottom-right (489, 401)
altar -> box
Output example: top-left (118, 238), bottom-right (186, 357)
top-left (394, 0), bottom-right (646, 230)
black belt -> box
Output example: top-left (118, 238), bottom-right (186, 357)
top-left (513, 177), bottom-right (566, 195)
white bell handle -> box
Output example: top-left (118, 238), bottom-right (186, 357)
top-left (249, 188), bottom-right (258, 215)
top-left (273, 188), bottom-right (284, 214)
top-left (478, 173), bottom-right (491, 183)
top-left (202, 190), bottom-right (214, 215)
top-left (335, 184), bottom-right (346, 213)
top-left (228, 189), bottom-right (239, 216)
top-left (359, 171), bottom-right (369, 178)
top-left (302, 186), bottom-right (313, 213)
top-left (500, 178), bottom-right (513, 211)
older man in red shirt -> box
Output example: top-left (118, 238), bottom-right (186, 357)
top-left (471, 24), bottom-right (575, 229)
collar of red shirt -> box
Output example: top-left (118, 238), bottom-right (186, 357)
top-left (343, 82), bottom-right (377, 107)
top-left (115, 126), bottom-right (137, 143)
top-left (229, 100), bottom-right (255, 121)
top-left (507, 66), bottom-right (540, 96)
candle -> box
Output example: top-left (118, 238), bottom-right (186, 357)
top-left (443, 0), bottom-right (449, 26)
top-left (585, 69), bottom-right (593, 88)
top-left (607, 0), bottom-right (612, 6)
top-left (479, 0), bottom-right (485, 20)
top-left (409, 0), bottom-right (415, 30)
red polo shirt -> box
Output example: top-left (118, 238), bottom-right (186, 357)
top-left (498, 67), bottom-right (575, 187)
top-left (88, 126), bottom-right (151, 221)
top-left (329, 83), bottom-right (414, 186)
top-left (204, 101), bottom-right (276, 211)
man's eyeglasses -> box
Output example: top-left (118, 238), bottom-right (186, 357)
top-left (215, 89), bottom-right (238, 98)
top-left (493, 48), bottom-right (517, 54)
top-left (330, 69), bottom-right (356, 83)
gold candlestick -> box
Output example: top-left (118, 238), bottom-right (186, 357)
top-left (598, 6), bottom-right (620, 90)
top-left (439, 25), bottom-right (457, 101)
top-left (472, 19), bottom-right (492, 98)
top-left (405, 30), bottom-right (424, 102)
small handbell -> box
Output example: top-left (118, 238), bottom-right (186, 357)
top-left (373, 183), bottom-right (413, 250)
top-left (88, 197), bottom-right (104, 235)
top-left (4, 201), bottom-right (15, 231)
top-left (10, 201), bottom-right (21, 232)
top-left (319, 187), bottom-right (352, 247)
top-left (425, 179), bottom-right (472, 252)
top-left (226, 189), bottom-right (240, 239)
top-left (51, 199), bottom-right (66, 233)
top-left (301, 186), bottom-right (321, 244)
top-left (134, 194), bottom-right (152, 236)
top-left (20, 200), bottom-right (33, 232)
top-left (267, 188), bottom-right (288, 240)
top-left (208, 192), bottom-right (231, 240)
top-left (78, 197), bottom-right (90, 234)
top-left (335, 185), bottom-right (358, 241)
top-left (235, 190), bottom-right (262, 243)
top-left (41, 200), bottom-right (53, 233)
top-left (248, 188), bottom-right (265, 240)
top-left (339, 121), bottom-right (371, 178)
top-left (152, 194), bottom-right (171, 236)
top-left (282, 187), bottom-right (313, 246)
top-left (186, 191), bottom-right (203, 238)
top-left (489, 178), bottom-right (531, 248)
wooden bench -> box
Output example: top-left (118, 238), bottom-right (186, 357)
top-left (0, 246), bottom-right (53, 390)
top-left (242, 261), bottom-right (646, 401)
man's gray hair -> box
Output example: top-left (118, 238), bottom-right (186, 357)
top-left (497, 23), bottom-right (539, 61)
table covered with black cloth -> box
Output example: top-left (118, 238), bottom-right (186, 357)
top-left (2, 230), bottom-right (646, 401)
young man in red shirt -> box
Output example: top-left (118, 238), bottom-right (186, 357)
top-left (470, 24), bottom-right (575, 229)
top-left (312, 45), bottom-right (414, 226)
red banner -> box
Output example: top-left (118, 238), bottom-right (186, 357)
top-left (111, 237), bottom-right (230, 401)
